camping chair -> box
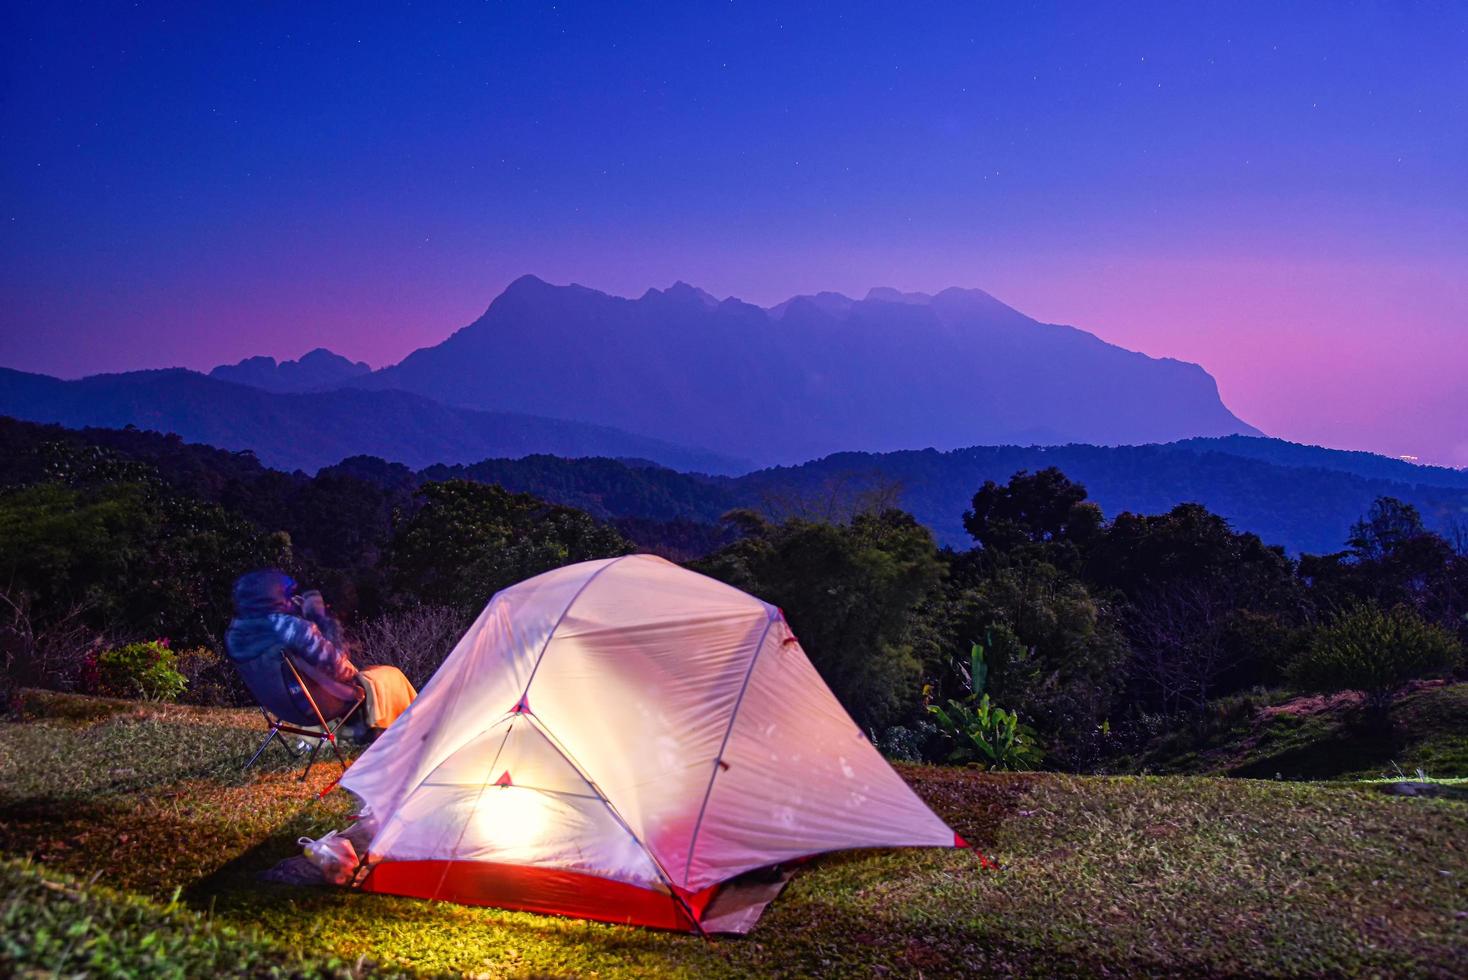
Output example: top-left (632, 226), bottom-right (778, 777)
top-left (242, 652), bottom-right (365, 781)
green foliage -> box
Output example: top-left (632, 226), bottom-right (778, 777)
top-left (963, 467), bottom-right (1101, 561)
top-left (925, 637), bottom-right (1043, 770)
top-left (933, 558), bottom-right (1127, 767)
top-left (94, 641), bottom-right (187, 703)
top-left (696, 508), bottom-right (944, 731)
top-left (928, 692), bottom-right (1043, 770)
top-left (0, 476), bottom-right (290, 649)
top-left (1347, 497), bottom-right (1426, 562)
top-left (1291, 603), bottom-right (1461, 709)
top-left (388, 481), bottom-right (632, 613)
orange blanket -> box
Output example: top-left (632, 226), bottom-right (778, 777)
top-left (356, 665), bottom-right (417, 731)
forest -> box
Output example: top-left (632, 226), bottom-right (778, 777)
top-left (1, 414), bottom-right (1464, 774)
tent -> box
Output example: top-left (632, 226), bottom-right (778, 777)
top-left (339, 554), bottom-right (961, 931)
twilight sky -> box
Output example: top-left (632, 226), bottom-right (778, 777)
top-left (2, 2), bottom-right (1465, 465)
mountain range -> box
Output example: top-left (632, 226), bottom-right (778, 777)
top-left (352, 275), bottom-right (1260, 466)
top-left (0, 367), bottom-right (744, 474)
top-left (0, 275), bottom-right (1266, 476)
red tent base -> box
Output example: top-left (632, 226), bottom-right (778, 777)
top-left (360, 860), bottom-right (720, 932)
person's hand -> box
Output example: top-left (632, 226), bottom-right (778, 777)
top-left (299, 590), bottom-right (328, 622)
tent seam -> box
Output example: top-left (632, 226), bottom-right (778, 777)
top-left (516, 554), bottom-right (632, 705)
top-left (523, 712), bottom-right (704, 931)
top-left (425, 719), bottom-right (516, 904)
top-left (680, 607), bottom-right (779, 887)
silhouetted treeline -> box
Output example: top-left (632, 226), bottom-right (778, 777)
top-left (1, 416), bottom-right (1462, 771)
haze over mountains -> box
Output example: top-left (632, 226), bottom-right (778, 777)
top-left (1, 273), bottom-right (1463, 553)
top-left (0, 367), bottom-right (744, 474)
top-left (0, 276), bottom-right (1262, 475)
top-left (357, 275), bottom-right (1260, 466)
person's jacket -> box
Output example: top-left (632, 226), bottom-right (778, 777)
top-left (225, 570), bottom-right (358, 724)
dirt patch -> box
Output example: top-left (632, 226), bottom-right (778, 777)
top-left (1259, 689), bottom-right (1364, 720)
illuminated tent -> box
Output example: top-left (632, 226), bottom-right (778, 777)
top-left (340, 554), bottom-right (960, 931)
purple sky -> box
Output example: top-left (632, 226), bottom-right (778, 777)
top-left (2, 2), bottom-right (1465, 465)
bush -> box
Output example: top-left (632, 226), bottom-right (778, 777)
top-left (926, 641), bottom-right (1044, 770)
top-left (91, 640), bottom-right (187, 702)
top-left (1291, 604), bottom-right (1461, 710)
top-left (174, 645), bottom-right (248, 707)
top-left (351, 604), bottom-right (469, 688)
top-left (0, 588), bottom-right (102, 702)
top-left (877, 719), bottom-right (938, 762)
top-left (928, 693), bottom-right (1044, 770)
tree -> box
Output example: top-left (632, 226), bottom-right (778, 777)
top-left (963, 468), bottom-right (1102, 556)
top-left (1348, 497), bottom-right (1427, 562)
top-left (1290, 603), bottom-right (1461, 711)
top-left (1085, 503), bottom-right (1303, 709)
top-left (388, 481), bottom-right (631, 613)
top-left (696, 508), bottom-right (945, 732)
top-left (1304, 496), bottom-right (1464, 636)
top-left (939, 557), bottom-right (1128, 764)
top-left (0, 479), bottom-right (288, 649)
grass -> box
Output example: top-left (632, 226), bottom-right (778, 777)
top-left (3, 691), bottom-right (1466, 977)
top-left (1126, 680), bottom-right (1468, 782)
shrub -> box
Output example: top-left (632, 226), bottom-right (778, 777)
top-left (0, 588), bottom-right (102, 702)
top-left (877, 719), bottom-right (938, 762)
top-left (928, 693), bottom-right (1044, 770)
top-left (926, 640), bottom-right (1043, 770)
top-left (352, 604), bottom-right (469, 688)
top-left (92, 640), bottom-right (187, 702)
top-left (174, 645), bottom-right (248, 707)
top-left (1291, 604), bottom-right (1461, 710)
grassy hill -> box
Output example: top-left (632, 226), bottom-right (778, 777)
top-left (2, 692), bottom-right (1464, 977)
top-left (1126, 680), bottom-right (1468, 783)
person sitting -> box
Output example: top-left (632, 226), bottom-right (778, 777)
top-left (225, 570), bottom-right (415, 740)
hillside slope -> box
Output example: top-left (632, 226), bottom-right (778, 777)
top-left (5, 413), bottom-right (1467, 556)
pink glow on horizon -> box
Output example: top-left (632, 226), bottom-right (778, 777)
top-left (3, 248), bottom-right (1464, 468)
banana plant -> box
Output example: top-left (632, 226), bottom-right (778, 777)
top-left (926, 634), bottom-right (1043, 770)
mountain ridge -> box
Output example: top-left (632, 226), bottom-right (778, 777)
top-left (352, 275), bottom-right (1260, 466)
top-left (3, 412), bottom-right (1462, 558)
top-left (0, 367), bottom-right (746, 474)
top-left (209, 347), bottom-right (371, 393)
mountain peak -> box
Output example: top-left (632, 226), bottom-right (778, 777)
top-left (768, 291), bottom-right (858, 319)
top-left (504, 273), bottom-right (553, 294)
top-left (865, 286), bottom-right (933, 305)
top-left (209, 347), bottom-right (369, 394)
top-left (369, 274), bottom-right (1259, 465)
top-left (640, 281), bottom-right (720, 308)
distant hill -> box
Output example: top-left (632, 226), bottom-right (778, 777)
top-left (355, 275), bottom-right (1261, 466)
top-left (1164, 436), bottom-right (1468, 491)
top-left (730, 444), bottom-right (1468, 554)
top-left (0, 368), bottom-right (746, 474)
top-left (5, 414), bottom-right (1463, 556)
top-left (208, 348), bottom-right (370, 393)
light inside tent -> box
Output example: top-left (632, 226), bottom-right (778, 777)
top-left (474, 785), bottom-right (551, 851)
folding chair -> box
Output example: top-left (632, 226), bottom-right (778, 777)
top-left (243, 652), bottom-right (366, 781)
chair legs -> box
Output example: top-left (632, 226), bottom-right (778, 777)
top-left (243, 693), bottom-right (366, 781)
top-left (244, 722), bottom-right (283, 772)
